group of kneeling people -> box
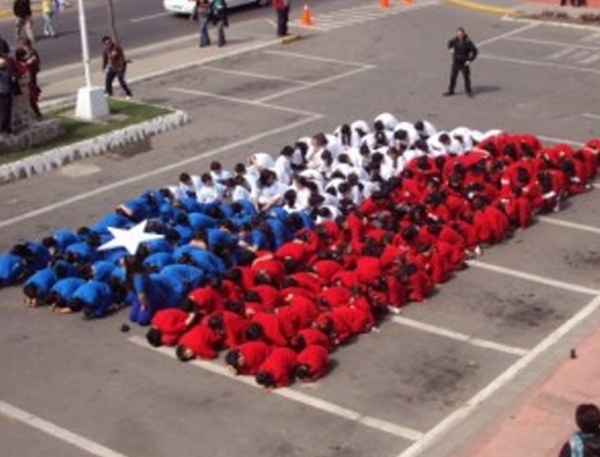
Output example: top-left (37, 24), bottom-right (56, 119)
top-left (3, 112), bottom-right (600, 389)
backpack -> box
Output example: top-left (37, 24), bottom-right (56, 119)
top-left (570, 432), bottom-right (600, 457)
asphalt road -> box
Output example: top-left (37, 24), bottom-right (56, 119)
top-left (0, 0), bottom-right (351, 71)
top-left (2, 1), bottom-right (600, 457)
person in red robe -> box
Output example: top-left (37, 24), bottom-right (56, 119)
top-left (255, 347), bottom-right (298, 388)
top-left (146, 308), bottom-right (199, 347)
top-left (296, 345), bottom-right (329, 382)
top-left (225, 340), bottom-right (271, 375)
top-left (175, 324), bottom-right (222, 361)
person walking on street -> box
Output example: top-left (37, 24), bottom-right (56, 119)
top-left (13, 0), bottom-right (35, 43)
top-left (444, 27), bottom-right (478, 97)
top-left (0, 57), bottom-right (16, 136)
top-left (101, 36), bottom-right (133, 99)
top-left (272, 0), bottom-right (290, 37)
top-left (41, 0), bottom-right (57, 37)
top-left (193, 0), bottom-right (228, 48)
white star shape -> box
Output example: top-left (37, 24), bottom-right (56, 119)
top-left (98, 220), bottom-right (164, 255)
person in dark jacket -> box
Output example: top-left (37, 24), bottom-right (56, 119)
top-left (559, 403), bottom-right (600, 457)
top-left (444, 27), bottom-right (478, 97)
top-left (13, 0), bottom-right (34, 43)
top-left (102, 35), bottom-right (132, 99)
top-left (0, 57), bottom-right (15, 136)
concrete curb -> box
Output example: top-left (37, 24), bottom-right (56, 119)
top-left (0, 107), bottom-right (189, 185)
top-left (444, 0), bottom-right (516, 15)
top-left (502, 12), bottom-right (600, 29)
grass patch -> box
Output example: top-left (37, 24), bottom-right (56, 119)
top-left (0, 99), bottom-right (172, 166)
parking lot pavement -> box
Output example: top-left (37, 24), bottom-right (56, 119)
top-left (3, 2), bottom-right (600, 457)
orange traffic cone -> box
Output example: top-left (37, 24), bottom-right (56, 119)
top-left (300, 3), bottom-right (313, 26)
top-left (379, 0), bottom-right (391, 8)
top-left (402, 0), bottom-right (413, 5)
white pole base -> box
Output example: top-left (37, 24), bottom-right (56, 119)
top-left (75, 86), bottom-right (109, 121)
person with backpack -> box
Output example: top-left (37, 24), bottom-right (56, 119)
top-left (559, 404), bottom-right (600, 457)
top-left (192, 0), bottom-right (228, 48)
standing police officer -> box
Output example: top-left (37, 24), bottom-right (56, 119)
top-left (444, 27), bottom-right (478, 97)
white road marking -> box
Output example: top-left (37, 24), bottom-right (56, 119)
top-left (478, 22), bottom-right (538, 47)
top-left (128, 336), bottom-right (423, 441)
top-left (265, 49), bottom-right (371, 67)
top-left (130, 12), bottom-right (172, 23)
top-left (536, 135), bottom-right (584, 147)
top-left (505, 36), bottom-right (600, 51)
top-left (257, 65), bottom-right (375, 102)
top-left (469, 260), bottom-right (600, 295)
top-left (390, 316), bottom-right (528, 356)
top-left (200, 66), bottom-right (311, 85)
top-left (396, 295), bottom-right (600, 457)
top-left (0, 400), bottom-right (129, 457)
top-left (577, 52), bottom-right (600, 65)
top-left (169, 87), bottom-right (322, 117)
top-left (0, 114), bottom-right (322, 230)
top-left (546, 47), bottom-right (576, 60)
top-left (583, 113), bottom-right (600, 120)
top-left (538, 216), bottom-right (600, 235)
top-left (479, 53), bottom-right (600, 75)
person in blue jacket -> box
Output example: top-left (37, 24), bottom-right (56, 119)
top-left (124, 256), bottom-right (185, 326)
top-left (23, 266), bottom-right (57, 307)
top-left (48, 277), bottom-right (87, 310)
top-left (68, 280), bottom-right (117, 319)
top-left (173, 245), bottom-right (225, 277)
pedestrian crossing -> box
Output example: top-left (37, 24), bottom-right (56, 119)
top-left (502, 32), bottom-right (600, 69)
top-left (295, 1), bottom-right (439, 32)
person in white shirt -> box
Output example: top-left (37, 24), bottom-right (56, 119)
top-left (394, 122), bottom-right (420, 148)
top-left (374, 112), bottom-right (399, 131)
top-left (209, 160), bottom-right (232, 185)
top-left (224, 177), bottom-right (251, 202)
top-left (350, 120), bottom-right (370, 148)
top-left (251, 169), bottom-right (285, 212)
top-left (414, 120), bottom-right (437, 141)
top-left (233, 162), bottom-right (257, 189)
top-left (177, 172), bottom-right (203, 199)
top-left (196, 173), bottom-right (224, 204)
top-left (248, 152), bottom-right (275, 172)
top-left (273, 145), bottom-right (294, 185)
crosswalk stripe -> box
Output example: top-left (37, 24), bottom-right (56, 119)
top-left (295, 1), bottom-right (438, 33)
top-left (578, 52), bottom-right (600, 65)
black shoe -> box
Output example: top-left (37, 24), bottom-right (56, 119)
top-left (443, 91), bottom-right (455, 97)
top-left (466, 90), bottom-right (474, 97)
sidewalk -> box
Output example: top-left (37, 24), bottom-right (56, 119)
top-left (452, 317), bottom-right (600, 457)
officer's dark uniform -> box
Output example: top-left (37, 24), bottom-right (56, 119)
top-left (444, 31), bottom-right (478, 97)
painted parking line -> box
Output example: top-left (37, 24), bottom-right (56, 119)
top-left (468, 260), bottom-right (600, 296)
top-left (479, 53), bottom-right (600, 76)
top-left (200, 66), bottom-right (311, 85)
top-left (505, 36), bottom-right (600, 51)
top-left (583, 113), bottom-right (600, 120)
top-left (264, 49), bottom-right (372, 68)
top-left (538, 216), bottom-right (600, 236)
top-left (169, 87), bottom-right (323, 117)
top-left (536, 135), bottom-right (584, 147)
top-left (397, 294), bottom-right (600, 457)
top-left (390, 316), bottom-right (528, 356)
top-left (477, 22), bottom-right (538, 47)
top-left (0, 400), bottom-right (129, 457)
top-left (128, 336), bottom-right (424, 441)
top-left (257, 66), bottom-right (375, 103)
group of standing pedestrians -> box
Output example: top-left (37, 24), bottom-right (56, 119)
top-left (14, 0), bottom-right (62, 42)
